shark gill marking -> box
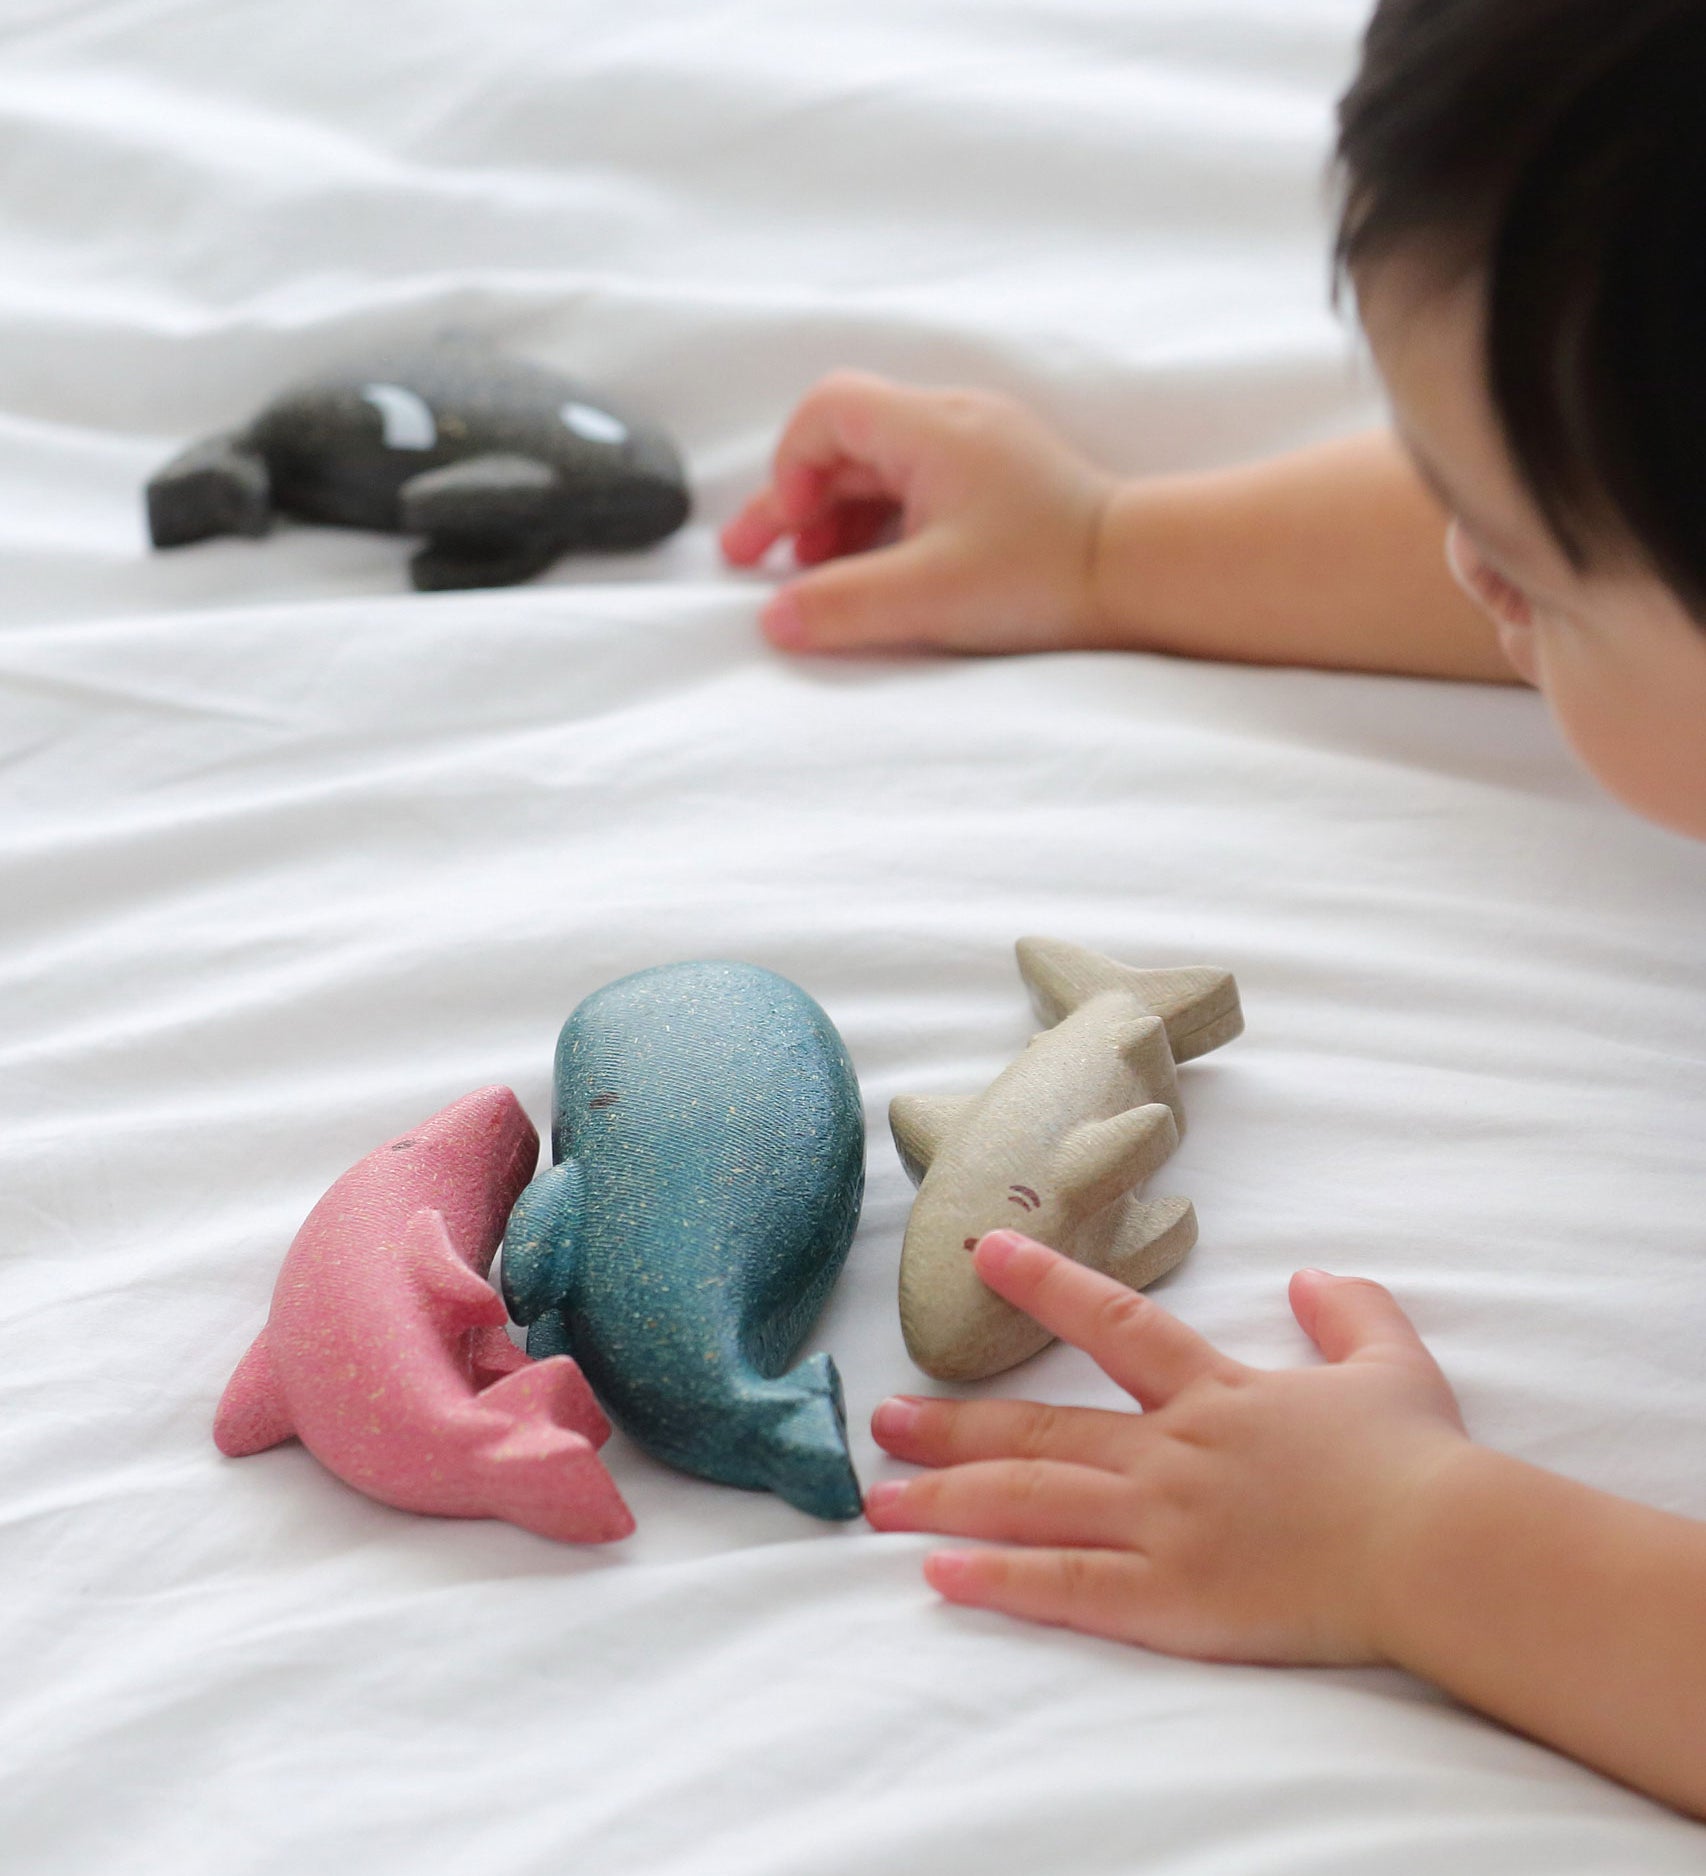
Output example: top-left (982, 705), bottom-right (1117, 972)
top-left (1007, 1185), bottom-right (1041, 1212)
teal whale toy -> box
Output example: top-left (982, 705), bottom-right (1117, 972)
top-left (501, 962), bottom-right (866, 1521)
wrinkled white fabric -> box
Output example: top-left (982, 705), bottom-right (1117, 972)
top-left (2, 1), bottom-right (1704, 1869)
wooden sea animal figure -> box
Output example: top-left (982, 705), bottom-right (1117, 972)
top-left (891, 938), bottom-right (1242, 1382)
top-left (214, 1086), bottom-right (633, 1544)
top-left (501, 961), bottom-right (867, 1522)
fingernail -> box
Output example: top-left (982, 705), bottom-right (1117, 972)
top-left (762, 588), bottom-right (808, 649)
top-left (865, 1481), bottom-right (908, 1523)
top-left (973, 1230), bottom-right (1032, 1274)
top-left (924, 1551), bottom-right (975, 1594)
top-left (872, 1397), bottom-right (924, 1441)
top-left (1297, 1268), bottom-right (1336, 1281)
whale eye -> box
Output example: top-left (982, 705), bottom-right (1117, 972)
top-left (589, 1091), bottom-right (621, 1110)
top-left (963, 1237), bottom-right (978, 1251)
top-left (390, 1138), bottom-right (417, 1152)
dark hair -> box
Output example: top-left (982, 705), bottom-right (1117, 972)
top-left (1334, 0), bottom-right (1706, 616)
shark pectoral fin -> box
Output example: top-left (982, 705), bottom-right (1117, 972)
top-left (1088, 1196), bottom-right (1198, 1292)
top-left (889, 1095), bottom-right (976, 1186)
top-left (1015, 937), bottom-right (1243, 1063)
top-left (399, 454), bottom-right (560, 537)
top-left (147, 432), bottom-right (272, 547)
top-left (1056, 1104), bottom-right (1180, 1214)
top-left (402, 1210), bottom-right (510, 1332)
top-left (213, 1329), bottom-right (296, 1457)
top-left (500, 1160), bottom-right (584, 1326)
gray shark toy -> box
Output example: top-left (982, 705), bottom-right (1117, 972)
top-left (145, 335), bottom-right (690, 589)
top-left (501, 961), bottom-right (867, 1522)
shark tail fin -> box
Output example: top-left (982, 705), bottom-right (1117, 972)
top-left (752, 1352), bottom-right (863, 1522)
top-left (1015, 938), bottom-right (1242, 1064)
top-left (473, 1419), bottom-right (635, 1546)
top-left (214, 1329), bottom-right (296, 1457)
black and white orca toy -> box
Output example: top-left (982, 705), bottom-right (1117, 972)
top-left (146, 335), bottom-right (690, 590)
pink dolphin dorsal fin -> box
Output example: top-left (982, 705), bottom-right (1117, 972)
top-left (401, 1209), bottom-right (510, 1332)
top-left (213, 1329), bottom-right (296, 1457)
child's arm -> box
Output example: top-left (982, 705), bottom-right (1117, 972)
top-left (867, 1231), bottom-right (1706, 1819)
top-left (722, 372), bottom-right (1518, 682)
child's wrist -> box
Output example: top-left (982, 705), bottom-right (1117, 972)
top-left (1362, 1436), bottom-right (1501, 1668)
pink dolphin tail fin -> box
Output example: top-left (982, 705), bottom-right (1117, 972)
top-left (214, 1330), bottom-right (296, 1457)
top-left (477, 1355), bottom-right (612, 1448)
top-left (474, 1416), bottom-right (635, 1544)
top-left (468, 1322), bottom-right (532, 1387)
top-left (401, 1209), bottom-right (510, 1333)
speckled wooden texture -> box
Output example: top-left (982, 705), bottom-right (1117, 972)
top-left (146, 332), bottom-right (689, 588)
top-left (891, 938), bottom-right (1243, 1381)
top-left (214, 1086), bottom-right (633, 1543)
top-left (501, 962), bottom-right (866, 1521)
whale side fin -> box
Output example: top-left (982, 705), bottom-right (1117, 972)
top-left (889, 1094), bottom-right (977, 1186)
top-left (747, 1352), bottom-right (863, 1522)
top-left (500, 1160), bottom-right (584, 1325)
top-left (1015, 938), bottom-right (1243, 1063)
top-left (213, 1329), bottom-right (296, 1457)
top-left (1084, 1196), bottom-right (1198, 1293)
top-left (1055, 1104), bottom-right (1179, 1215)
top-left (476, 1354), bottom-right (611, 1448)
top-left (401, 1210), bottom-right (509, 1332)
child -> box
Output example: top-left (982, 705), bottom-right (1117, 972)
top-left (721, 0), bottom-right (1706, 1820)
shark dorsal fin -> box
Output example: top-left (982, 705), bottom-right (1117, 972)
top-left (889, 1095), bottom-right (977, 1187)
top-left (1054, 1103), bottom-right (1179, 1214)
top-left (1015, 938), bottom-right (1243, 1064)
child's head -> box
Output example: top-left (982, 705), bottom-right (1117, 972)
top-left (1335, 0), bottom-right (1706, 838)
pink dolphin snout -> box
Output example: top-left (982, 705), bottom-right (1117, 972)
top-left (214, 1086), bottom-right (634, 1544)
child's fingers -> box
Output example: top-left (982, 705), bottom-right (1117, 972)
top-left (769, 370), bottom-right (923, 506)
top-left (973, 1231), bottom-right (1241, 1411)
top-left (923, 1546), bottom-right (1153, 1645)
top-left (760, 535), bottom-right (960, 653)
top-left (871, 1394), bottom-right (1139, 1475)
top-left (1289, 1270), bottom-right (1433, 1368)
top-left (792, 498), bottom-right (898, 567)
top-left (865, 1459), bottom-right (1138, 1550)
top-left (720, 490), bottom-right (790, 566)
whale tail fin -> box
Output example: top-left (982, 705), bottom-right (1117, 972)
top-left (748, 1352), bottom-right (863, 1523)
top-left (1016, 938), bottom-right (1242, 1064)
top-left (471, 1377), bottom-right (634, 1545)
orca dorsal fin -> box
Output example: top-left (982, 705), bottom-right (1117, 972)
top-left (213, 1329), bottom-right (296, 1457)
top-left (1015, 938), bottom-right (1243, 1063)
top-left (889, 1095), bottom-right (977, 1187)
top-left (1055, 1104), bottom-right (1179, 1215)
top-left (402, 1209), bottom-right (510, 1332)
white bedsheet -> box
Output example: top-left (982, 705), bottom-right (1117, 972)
top-left (3, 1), bottom-right (1704, 1869)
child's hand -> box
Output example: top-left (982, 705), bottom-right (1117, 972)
top-left (720, 371), bottom-right (1117, 655)
top-left (866, 1231), bottom-right (1471, 1667)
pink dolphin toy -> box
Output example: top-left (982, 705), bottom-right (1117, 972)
top-left (214, 1086), bottom-right (634, 1543)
